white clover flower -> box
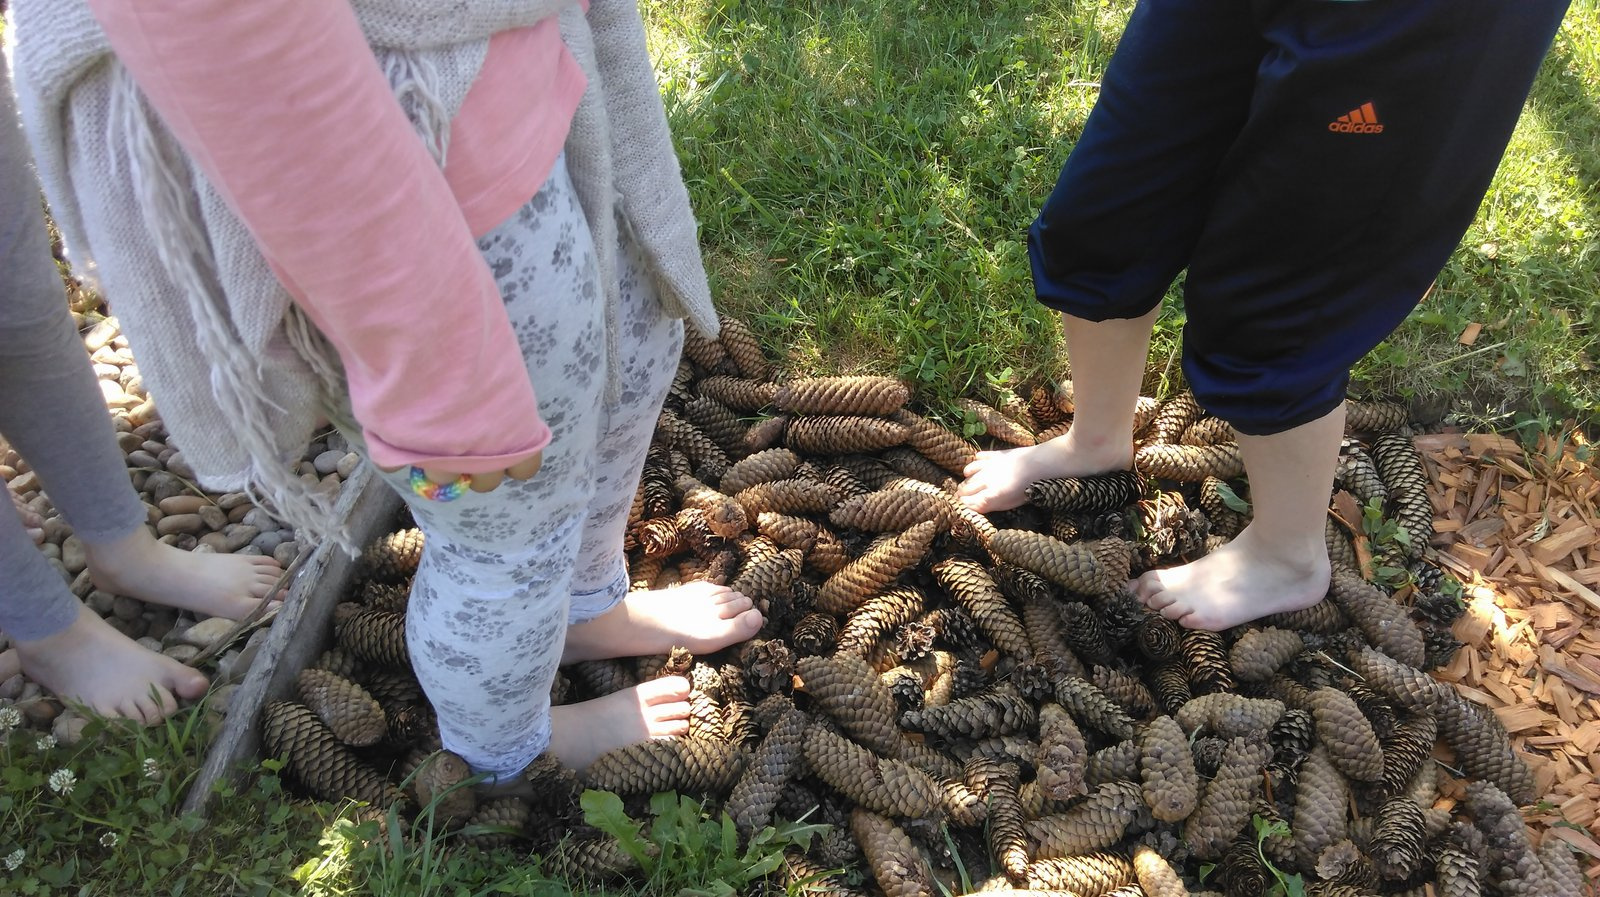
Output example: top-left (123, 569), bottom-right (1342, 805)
top-left (99, 832), bottom-right (119, 848)
top-left (142, 758), bottom-right (161, 780)
top-left (843, 97), bottom-right (858, 107)
top-left (34, 734), bottom-right (56, 751)
top-left (3, 849), bottom-right (22, 871)
top-left (0, 706), bottom-right (20, 731)
top-left (47, 768), bottom-right (76, 796)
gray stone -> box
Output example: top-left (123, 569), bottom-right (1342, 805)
top-left (197, 533), bottom-right (228, 552)
top-left (145, 612), bottom-right (177, 643)
top-left (335, 452), bottom-right (363, 479)
top-left (86, 590), bottom-right (117, 615)
top-left (156, 514), bottom-right (204, 537)
top-left (177, 616), bottom-right (235, 650)
top-left (313, 449), bottom-right (345, 476)
top-left (132, 420), bottom-right (166, 439)
top-left (136, 636), bottom-right (163, 653)
top-left (197, 504), bottom-right (228, 532)
top-left (115, 431), bottom-right (144, 454)
top-left (174, 534), bottom-right (199, 552)
top-left (60, 535), bottom-right (87, 575)
top-left (142, 440), bottom-right (167, 456)
top-left (165, 451), bottom-right (195, 480)
top-left (325, 431), bottom-right (348, 453)
top-left (219, 525), bottom-right (259, 553)
top-left (106, 616), bottom-right (147, 640)
top-left (236, 545), bottom-right (264, 556)
top-left (209, 683), bottom-right (239, 715)
top-left (216, 492), bottom-right (251, 511)
top-left (41, 517), bottom-right (71, 545)
top-left (112, 596), bottom-right (145, 622)
top-left (23, 697), bottom-right (62, 726)
top-left (0, 676), bottom-right (24, 701)
top-left (146, 472), bottom-right (185, 505)
top-left (273, 540), bottom-right (301, 567)
top-left (69, 568), bottom-right (93, 597)
top-left (162, 644), bottom-right (201, 664)
top-left (250, 531), bottom-right (284, 556)
top-left (40, 543), bottom-right (60, 562)
top-left (125, 449), bottom-right (161, 470)
top-left (53, 713), bottom-right (91, 747)
top-left (242, 508), bottom-right (279, 531)
top-left (157, 495), bottom-right (208, 516)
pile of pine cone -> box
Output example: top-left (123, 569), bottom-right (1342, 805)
top-left (260, 316), bottom-right (1588, 897)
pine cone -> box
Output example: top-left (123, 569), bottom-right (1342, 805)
top-left (804, 728), bottom-right (940, 818)
top-left (987, 528), bottom-right (1123, 598)
top-left (1368, 796), bottom-right (1426, 880)
top-left (1136, 443), bottom-right (1245, 481)
top-left (1292, 747), bottom-right (1349, 869)
top-left (890, 409), bottom-right (978, 475)
top-left (735, 478), bottom-right (842, 518)
top-left (743, 415), bottom-right (791, 453)
top-left (412, 750), bottom-right (479, 827)
top-left (726, 705), bottom-right (807, 836)
top-left (1139, 715), bottom-right (1199, 822)
top-left (816, 520), bottom-right (940, 613)
top-left (1026, 470), bottom-right (1142, 515)
top-left (335, 608), bottom-right (409, 669)
top-left (731, 546), bottom-right (803, 605)
top-left (851, 809), bottom-right (935, 897)
top-left (684, 396), bottom-right (749, 458)
top-left (567, 658), bottom-right (637, 697)
top-left (261, 701), bottom-right (404, 808)
top-left (1059, 602), bottom-right (1117, 667)
top-left (790, 612), bottom-right (839, 656)
top-left (1377, 712), bottom-right (1436, 798)
top-left (677, 476), bottom-right (749, 539)
top-left (901, 681), bottom-right (1036, 741)
top-left (1435, 821), bottom-right (1486, 897)
top-left (548, 833), bottom-right (646, 882)
top-left (716, 314), bottom-right (769, 381)
top-left (1344, 399), bottom-right (1408, 434)
top-left (1181, 415), bottom-right (1235, 446)
top-left (1465, 780), bottom-right (1550, 897)
top-left (582, 737), bottom-right (743, 795)
top-left (1133, 845), bottom-right (1190, 897)
top-left (720, 448), bottom-right (801, 496)
top-left (1185, 736), bottom-right (1272, 860)
top-left (782, 848), bottom-right (863, 896)
top-left (459, 797), bottom-right (531, 850)
top-left (1181, 629), bottom-right (1235, 694)
top-left (1228, 627), bottom-right (1303, 683)
top-left (1260, 596), bottom-right (1350, 634)
top-left (830, 488), bottom-right (951, 532)
top-left (774, 376), bottom-right (911, 416)
top-left (658, 410), bottom-right (730, 480)
top-left (294, 669), bottom-right (387, 747)
top-left (682, 323), bottom-right (730, 369)
top-left (1371, 433), bottom-right (1433, 558)
top-left (931, 557), bottom-right (1031, 660)
top-left (1148, 660), bottom-right (1193, 715)
top-left (1054, 675), bottom-right (1137, 740)
top-left (1025, 781), bottom-right (1144, 858)
top-left (1436, 687), bottom-right (1535, 805)
top-left (837, 584), bottom-right (927, 656)
top-left (359, 580), bottom-right (411, 614)
top-left (1085, 740), bottom-right (1141, 786)
top-left (880, 446), bottom-right (953, 488)
top-left (740, 638), bottom-right (798, 696)
top-left (1148, 390), bottom-right (1202, 445)
top-left (1307, 687), bottom-right (1384, 782)
top-left (698, 374), bottom-right (779, 412)
top-left (311, 648), bottom-right (364, 682)
top-left (955, 397), bottom-right (1036, 446)
top-left (361, 528), bottom-right (424, 582)
top-left (1538, 837), bottom-right (1588, 897)
top-left (1091, 666), bottom-right (1156, 718)
top-left (786, 415), bottom-right (910, 455)
top-left (1025, 853), bottom-right (1134, 892)
top-left (1328, 569), bottom-right (1426, 667)
top-left (1335, 441), bottom-right (1389, 509)
top-left (1035, 702), bottom-right (1088, 800)
top-left (794, 654), bottom-right (903, 759)
top-left (1176, 692), bottom-right (1287, 738)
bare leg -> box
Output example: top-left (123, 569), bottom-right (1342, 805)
top-left (1133, 403), bottom-right (1342, 630)
top-left (83, 526), bottom-right (282, 620)
top-left (957, 307), bottom-right (1157, 513)
top-left (546, 675), bottom-right (693, 770)
top-left (12, 603), bottom-right (209, 725)
top-left (561, 581), bottom-right (762, 664)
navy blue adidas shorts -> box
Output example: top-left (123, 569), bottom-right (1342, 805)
top-left (1028, 0), bottom-right (1570, 435)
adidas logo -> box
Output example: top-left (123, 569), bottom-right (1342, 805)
top-left (1329, 102), bottom-right (1384, 134)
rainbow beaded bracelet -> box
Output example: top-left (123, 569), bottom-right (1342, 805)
top-left (409, 466), bottom-right (472, 502)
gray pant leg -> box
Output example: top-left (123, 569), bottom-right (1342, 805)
top-left (364, 156), bottom-right (607, 780)
top-left (0, 64), bottom-right (143, 641)
top-left (567, 228), bottom-right (685, 622)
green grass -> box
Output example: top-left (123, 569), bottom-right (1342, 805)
top-left (649, 0), bottom-right (1600, 432)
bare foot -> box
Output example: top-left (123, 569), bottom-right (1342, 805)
top-left (84, 525), bottom-right (282, 621)
top-left (13, 603), bottom-right (209, 724)
top-left (1131, 526), bottom-right (1329, 630)
top-left (561, 581), bottom-right (763, 663)
top-left (548, 675), bottom-right (692, 770)
top-left (957, 433), bottom-right (1132, 513)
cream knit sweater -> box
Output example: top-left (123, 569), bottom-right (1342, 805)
top-left (6, 0), bottom-right (716, 547)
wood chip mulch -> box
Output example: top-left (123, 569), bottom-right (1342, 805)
top-left (1411, 429), bottom-right (1600, 885)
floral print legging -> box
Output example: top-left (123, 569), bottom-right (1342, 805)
top-left (366, 154), bottom-right (683, 780)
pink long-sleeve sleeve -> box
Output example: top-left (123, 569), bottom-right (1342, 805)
top-left (85, 0), bottom-right (553, 474)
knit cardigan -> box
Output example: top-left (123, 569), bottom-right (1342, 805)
top-left (6, 0), bottom-right (717, 548)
